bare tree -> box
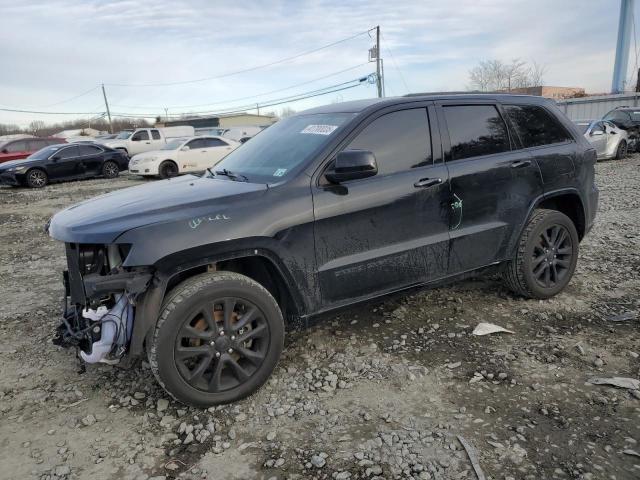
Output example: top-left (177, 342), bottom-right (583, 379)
top-left (279, 106), bottom-right (296, 118)
top-left (468, 59), bottom-right (546, 92)
top-left (28, 120), bottom-right (46, 136)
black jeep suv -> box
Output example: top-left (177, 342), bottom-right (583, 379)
top-left (48, 94), bottom-right (598, 407)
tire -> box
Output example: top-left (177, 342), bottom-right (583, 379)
top-left (159, 160), bottom-right (178, 179)
top-left (148, 271), bottom-right (284, 407)
top-left (102, 160), bottom-right (120, 178)
top-left (502, 209), bottom-right (579, 299)
top-left (25, 168), bottom-right (48, 188)
top-left (615, 140), bottom-right (627, 160)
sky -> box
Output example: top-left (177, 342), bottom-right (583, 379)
top-left (0, 0), bottom-right (628, 127)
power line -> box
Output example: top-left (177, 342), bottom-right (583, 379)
top-left (0, 107), bottom-right (105, 115)
top-left (105, 28), bottom-right (374, 87)
top-left (111, 79), bottom-right (371, 119)
top-left (111, 76), bottom-right (371, 117)
top-left (111, 63), bottom-right (370, 110)
top-left (380, 31), bottom-right (410, 94)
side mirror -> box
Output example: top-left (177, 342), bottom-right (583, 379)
top-left (181, 146), bottom-right (190, 151)
top-left (591, 130), bottom-right (604, 136)
top-left (1, 148), bottom-right (7, 154)
top-left (325, 150), bottom-right (378, 184)
top-left (51, 155), bottom-right (60, 161)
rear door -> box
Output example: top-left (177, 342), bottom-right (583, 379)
top-left (312, 106), bottom-right (451, 304)
top-left (201, 137), bottom-right (234, 168)
top-left (150, 129), bottom-right (164, 149)
top-left (1, 140), bottom-right (30, 161)
top-left (437, 101), bottom-right (544, 273)
top-left (77, 144), bottom-right (105, 175)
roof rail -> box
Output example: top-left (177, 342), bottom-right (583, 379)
top-left (403, 90), bottom-right (489, 97)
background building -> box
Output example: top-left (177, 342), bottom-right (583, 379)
top-left (509, 86), bottom-right (586, 99)
top-left (156, 112), bottom-right (277, 132)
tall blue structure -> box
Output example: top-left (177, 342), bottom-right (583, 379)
top-left (612, 0), bottom-right (635, 93)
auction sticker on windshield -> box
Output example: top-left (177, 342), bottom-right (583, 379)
top-left (300, 125), bottom-right (338, 135)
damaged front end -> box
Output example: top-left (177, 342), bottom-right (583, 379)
top-left (55, 242), bottom-right (153, 367)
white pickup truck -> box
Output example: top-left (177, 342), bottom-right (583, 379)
top-left (99, 126), bottom-right (194, 157)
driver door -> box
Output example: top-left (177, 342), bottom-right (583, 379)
top-left (311, 106), bottom-right (451, 305)
top-left (588, 121), bottom-right (607, 158)
top-left (129, 130), bottom-right (151, 155)
top-left (48, 145), bottom-right (81, 179)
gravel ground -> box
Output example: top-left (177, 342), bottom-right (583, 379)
top-left (0, 157), bottom-right (639, 480)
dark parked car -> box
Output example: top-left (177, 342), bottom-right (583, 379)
top-left (603, 106), bottom-right (640, 151)
top-left (48, 94), bottom-right (598, 407)
top-left (0, 137), bottom-right (66, 163)
top-left (0, 143), bottom-right (128, 188)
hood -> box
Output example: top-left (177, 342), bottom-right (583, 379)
top-left (49, 175), bottom-right (267, 244)
top-left (0, 157), bottom-right (42, 170)
top-left (131, 150), bottom-right (169, 160)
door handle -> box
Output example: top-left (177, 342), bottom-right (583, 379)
top-left (145, 142), bottom-right (151, 144)
top-left (510, 159), bottom-right (532, 169)
top-left (414, 177), bottom-right (442, 188)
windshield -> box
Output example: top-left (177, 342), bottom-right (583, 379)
top-left (574, 122), bottom-right (591, 134)
top-left (27, 145), bottom-right (63, 160)
top-left (115, 131), bottom-right (132, 139)
top-left (162, 138), bottom-right (187, 150)
top-left (209, 113), bottom-right (355, 183)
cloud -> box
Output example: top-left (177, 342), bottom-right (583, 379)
top-left (0, 0), bottom-right (624, 125)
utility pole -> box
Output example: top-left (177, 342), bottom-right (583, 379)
top-left (101, 83), bottom-right (113, 133)
top-left (256, 103), bottom-right (260, 115)
top-left (380, 58), bottom-right (386, 97)
top-left (376, 26), bottom-right (382, 98)
top-left (612, 0), bottom-right (635, 93)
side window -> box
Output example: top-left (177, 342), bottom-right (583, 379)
top-left (443, 105), bottom-right (510, 161)
top-left (203, 138), bottom-right (227, 147)
top-left (78, 145), bottom-right (102, 156)
top-left (504, 104), bottom-right (572, 148)
top-left (27, 139), bottom-right (45, 151)
top-left (131, 130), bottom-right (149, 141)
top-left (186, 139), bottom-right (205, 149)
top-left (6, 141), bottom-right (28, 152)
top-left (56, 146), bottom-right (79, 159)
top-left (345, 108), bottom-right (432, 175)
top-left (151, 130), bottom-right (161, 140)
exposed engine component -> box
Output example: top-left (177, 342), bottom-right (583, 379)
top-left (80, 294), bottom-right (133, 364)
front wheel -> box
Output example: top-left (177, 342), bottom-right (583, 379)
top-left (102, 160), bottom-right (120, 178)
top-left (148, 272), bottom-right (284, 407)
top-left (25, 168), bottom-right (48, 188)
top-left (502, 209), bottom-right (579, 299)
top-left (159, 160), bottom-right (178, 179)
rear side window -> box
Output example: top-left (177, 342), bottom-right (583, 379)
top-left (203, 138), bottom-right (228, 147)
top-left (78, 145), bottom-right (103, 155)
top-left (504, 104), bottom-right (572, 148)
top-left (346, 108), bottom-right (432, 175)
top-left (443, 105), bottom-right (510, 161)
top-left (151, 130), bottom-right (161, 140)
top-left (27, 139), bottom-right (46, 151)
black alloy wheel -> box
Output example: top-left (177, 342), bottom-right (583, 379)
top-left (159, 161), bottom-right (178, 179)
top-left (149, 272), bottom-right (284, 407)
top-left (175, 297), bottom-right (270, 392)
top-left (102, 161), bottom-right (119, 178)
top-left (531, 223), bottom-right (573, 289)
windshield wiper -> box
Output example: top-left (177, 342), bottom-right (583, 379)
top-left (214, 168), bottom-right (248, 182)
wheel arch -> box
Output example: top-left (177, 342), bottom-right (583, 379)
top-left (507, 189), bottom-right (586, 260)
top-left (129, 249), bottom-right (304, 357)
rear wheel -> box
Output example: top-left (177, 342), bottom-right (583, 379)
top-left (102, 161), bottom-right (119, 178)
top-left (159, 160), bottom-right (178, 179)
top-left (25, 168), bottom-right (48, 188)
top-left (615, 140), bottom-right (627, 160)
top-left (148, 272), bottom-right (284, 407)
top-left (503, 209), bottom-right (579, 299)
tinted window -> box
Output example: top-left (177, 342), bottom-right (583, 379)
top-left (27, 139), bottom-right (46, 151)
top-left (56, 146), bottom-right (79, 159)
top-left (346, 109), bottom-right (432, 175)
top-left (186, 139), bottom-right (206, 149)
top-left (443, 105), bottom-right (509, 160)
top-left (5, 141), bottom-right (28, 152)
top-left (132, 130), bottom-right (149, 141)
top-left (603, 110), bottom-right (630, 122)
top-left (78, 144), bottom-right (103, 155)
top-left (202, 138), bottom-right (228, 147)
top-left (151, 130), bottom-right (161, 140)
top-left (504, 104), bottom-right (571, 148)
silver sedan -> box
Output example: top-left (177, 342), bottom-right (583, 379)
top-left (574, 120), bottom-right (628, 160)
